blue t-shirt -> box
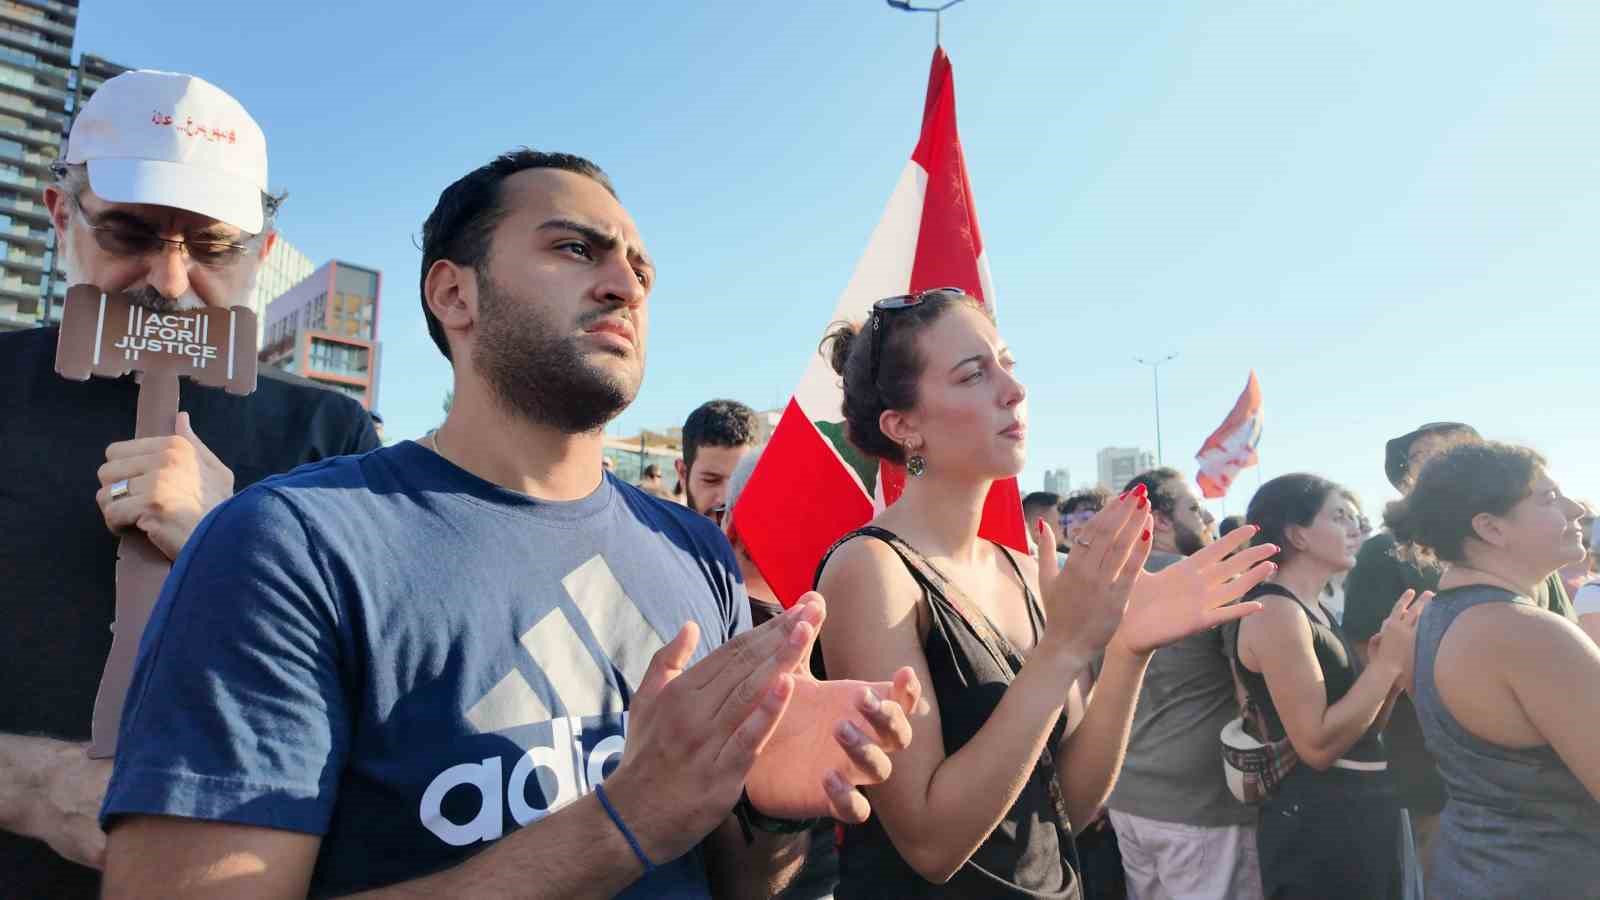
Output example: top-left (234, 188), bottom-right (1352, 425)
top-left (102, 441), bottom-right (749, 898)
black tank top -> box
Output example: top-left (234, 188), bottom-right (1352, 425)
top-left (815, 526), bottom-right (1083, 899)
top-left (1232, 583), bottom-right (1385, 763)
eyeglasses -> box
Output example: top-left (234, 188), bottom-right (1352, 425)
top-left (869, 287), bottom-right (966, 387)
top-left (1060, 510), bottom-right (1098, 530)
top-left (69, 194), bottom-right (254, 269)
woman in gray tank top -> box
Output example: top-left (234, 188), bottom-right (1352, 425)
top-left (1386, 442), bottom-right (1600, 899)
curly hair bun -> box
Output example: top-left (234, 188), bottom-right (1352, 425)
top-left (824, 319), bottom-right (861, 379)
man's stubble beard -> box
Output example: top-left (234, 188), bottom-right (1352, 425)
top-left (1175, 520), bottom-right (1208, 557)
top-left (472, 270), bottom-right (642, 435)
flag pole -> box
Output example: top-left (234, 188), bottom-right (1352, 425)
top-left (885, 0), bottom-right (970, 46)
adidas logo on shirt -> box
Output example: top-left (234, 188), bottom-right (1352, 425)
top-left (419, 555), bottom-right (665, 847)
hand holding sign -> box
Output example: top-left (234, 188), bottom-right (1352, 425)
top-left (94, 412), bottom-right (235, 560)
top-left (55, 285), bottom-right (257, 758)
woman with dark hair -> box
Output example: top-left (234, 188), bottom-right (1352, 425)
top-left (813, 288), bottom-right (1279, 898)
top-left (1232, 474), bottom-right (1423, 899)
top-left (1387, 442), bottom-right (1600, 899)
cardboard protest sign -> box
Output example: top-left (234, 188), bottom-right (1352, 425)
top-left (55, 284), bottom-right (258, 757)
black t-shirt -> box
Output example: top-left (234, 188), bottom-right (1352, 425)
top-left (0, 325), bottom-right (379, 897)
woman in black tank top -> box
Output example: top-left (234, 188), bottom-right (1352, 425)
top-left (810, 290), bottom-right (1281, 897)
top-left (1233, 474), bottom-right (1424, 899)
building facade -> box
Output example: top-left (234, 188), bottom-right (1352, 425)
top-left (1097, 446), bottom-right (1156, 492)
top-left (250, 234), bottom-right (311, 342)
top-left (1043, 467), bottom-right (1071, 496)
top-left (0, 0), bottom-right (76, 330)
top-left (259, 259), bottom-right (381, 409)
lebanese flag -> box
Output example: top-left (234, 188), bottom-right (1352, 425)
top-left (732, 47), bottom-right (1027, 607)
top-left (1195, 371), bottom-right (1264, 499)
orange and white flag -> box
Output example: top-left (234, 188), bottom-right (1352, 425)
top-left (1195, 371), bottom-right (1264, 500)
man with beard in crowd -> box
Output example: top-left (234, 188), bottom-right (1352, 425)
top-left (1342, 421), bottom-right (1574, 874)
top-left (0, 71), bottom-right (378, 898)
top-left (97, 149), bottom-right (919, 899)
top-left (676, 399), bottom-right (760, 522)
top-left (1105, 468), bottom-right (1262, 900)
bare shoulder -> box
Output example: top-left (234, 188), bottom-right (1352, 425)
top-left (816, 533), bottom-right (923, 629)
top-left (1450, 600), bottom-right (1595, 666)
top-left (1241, 593), bottom-right (1312, 641)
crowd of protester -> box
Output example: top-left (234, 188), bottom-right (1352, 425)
top-left (1, 68), bottom-right (1596, 900)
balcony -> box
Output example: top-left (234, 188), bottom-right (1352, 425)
top-left (0, 91), bottom-right (61, 128)
top-left (0, 141), bottom-right (53, 172)
top-left (0, 221), bottom-right (50, 247)
top-left (0, 7), bottom-right (72, 41)
top-left (10, 0), bottom-right (77, 22)
top-left (0, 192), bottom-right (48, 223)
top-left (1, 246), bottom-right (44, 273)
top-left (0, 22), bottom-right (69, 62)
top-left (0, 271), bottom-right (39, 297)
top-left (0, 164), bottom-right (42, 192)
top-left (0, 50), bottom-right (69, 85)
top-left (0, 76), bottom-right (68, 109)
top-left (0, 114), bottom-right (60, 147)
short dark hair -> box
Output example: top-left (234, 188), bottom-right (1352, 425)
top-left (1023, 492), bottom-right (1063, 517)
top-left (822, 291), bottom-right (989, 464)
top-left (642, 464), bottom-right (661, 479)
top-left (1386, 442), bottom-right (1547, 565)
top-left (1246, 473), bottom-right (1347, 565)
top-left (1218, 514), bottom-right (1247, 538)
top-left (1061, 487), bottom-right (1111, 516)
top-left (1123, 467), bottom-right (1184, 517)
top-left (682, 400), bottom-right (760, 471)
top-left (418, 148), bottom-right (616, 361)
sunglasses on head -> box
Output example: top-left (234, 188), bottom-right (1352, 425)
top-left (869, 286), bottom-right (966, 386)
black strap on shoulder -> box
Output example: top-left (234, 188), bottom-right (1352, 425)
top-left (993, 543), bottom-right (1046, 637)
top-left (812, 525), bottom-right (937, 595)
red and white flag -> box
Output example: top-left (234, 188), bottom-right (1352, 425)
top-left (732, 47), bottom-right (1027, 606)
top-left (1195, 371), bottom-right (1264, 500)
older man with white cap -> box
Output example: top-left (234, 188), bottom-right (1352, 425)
top-left (0, 70), bottom-right (378, 896)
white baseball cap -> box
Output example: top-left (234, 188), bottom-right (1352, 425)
top-left (64, 70), bottom-right (268, 233)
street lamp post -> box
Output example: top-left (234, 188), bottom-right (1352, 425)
top-left (1135, 352), bottom-right (1178, 465)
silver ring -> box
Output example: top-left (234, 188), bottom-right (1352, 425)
top-left (108, 479), bottom-right (131, 502)
top-left (1074, 536), bottom-right (1093, 549)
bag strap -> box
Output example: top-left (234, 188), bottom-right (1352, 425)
top-left (1230, 584), bottom-right (1300, 741)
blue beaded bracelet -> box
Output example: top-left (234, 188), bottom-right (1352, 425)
top-left (594, 783), bottom-right (656, 873)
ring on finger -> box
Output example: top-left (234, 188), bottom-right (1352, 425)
top-left (1074, 536), bottom-right (1093, 549)
top-left (108, 479), bottom-right (131, 502)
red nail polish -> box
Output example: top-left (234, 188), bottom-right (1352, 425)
top-left (1142, 529), bottom-right (1151, 542)
top-left (1119, 490), bottom-right (1129, 500)
top-left (1138, 498), bottom-right (1148, 510)
top-left (1132, 483), bottom-right (1149, 499)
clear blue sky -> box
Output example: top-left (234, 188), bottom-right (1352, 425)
top-left (78, 1), bottom-right (1599, 518)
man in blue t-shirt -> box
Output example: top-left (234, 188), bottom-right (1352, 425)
top-left (99, 150), bottom-right (919, 898)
